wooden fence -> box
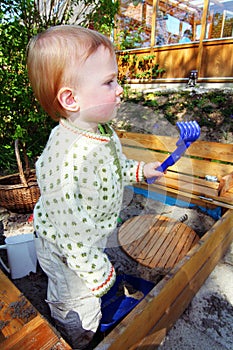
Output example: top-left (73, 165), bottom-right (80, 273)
top-left (117, 37), bottom-right (233, 85)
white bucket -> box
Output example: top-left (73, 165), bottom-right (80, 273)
top-left (0, 233), bottom-right (37, 279)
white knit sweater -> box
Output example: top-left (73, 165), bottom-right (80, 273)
top-left (34, 118), bottom-right (145, 297)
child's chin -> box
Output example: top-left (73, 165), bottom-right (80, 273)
top-left (101, 110), bottom-right (117, 123)
top-left (110, 110), bottom-right (117, 121)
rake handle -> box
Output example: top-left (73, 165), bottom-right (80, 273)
top-left (146, 143), bottom-right (188, 184)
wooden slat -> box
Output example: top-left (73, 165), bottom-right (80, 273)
top-left (136, 181), bottom-right (233, 210)
top-left (118, 215), bottom-right (198, 272)
top-left (165, 172), bottom-right (233, 199)
top-left (134, 220), bottom-right (233, 349)
top-left (121, 143), bottom-right (233, 179)
top-left (147, 221), bottom-right (182, 269)
top-left (165, 171), bottom-right (219, 190)
top-left (117, 132), bottom-right (233, 163)
top-left (117, 215), bottom-right (149, 243)
top-left (0, 270), bottom-right (38, 338)
top-left (119, 216), bottom-right (167, 261)
top-left (136, 218), bottom-right (172, 264)
top-left (0, 270), bottom-right (71, 349)
top-left (1, 315), bottom-right (71, 350)
top-left (136, 171), bottom-right (233, 207)
top-left (160, 174), bottom-right (218, 197)
top-left (117, 36), bottom-right (233, 94)
top-left (152, 174), bottom-right (233, 206)
top-left (175, 228), bottom-right (199, 265)
top-left (133, 232), bottom-right (232, 349)
top-left (159, 224), bottom-right (187, 268)
top-left (95, 210), bottom-right (233, 350)
top-left (118, 132), bottom-right (233, 207)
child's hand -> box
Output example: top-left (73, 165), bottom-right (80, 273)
top-left (143, 162), bottom-right (164, 182)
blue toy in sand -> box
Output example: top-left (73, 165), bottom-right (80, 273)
top-left (100, 274), bottom-right (154, 332)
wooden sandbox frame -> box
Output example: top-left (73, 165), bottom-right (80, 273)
top-left (0, 132), bottom-right (232, 349)
top-left (0, 269), bottom-right (71, 349)
top-left (95, 131), bottom-right (233, 349)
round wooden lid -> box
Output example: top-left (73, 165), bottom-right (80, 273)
top-left (118, 215), bottom-right (199, 273)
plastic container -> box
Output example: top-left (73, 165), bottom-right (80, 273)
top-left (100, 274), bottom-right (154, 332)
top-left (0, 233), bottom-right (37, 279)
top-left (205, 175), bottom-right (218, 182)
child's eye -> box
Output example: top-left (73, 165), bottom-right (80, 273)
top-left (105, 80), bottom-right (114, 85)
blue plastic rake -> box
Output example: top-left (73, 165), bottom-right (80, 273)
top-left (146, 121), bottom-right (201, 184)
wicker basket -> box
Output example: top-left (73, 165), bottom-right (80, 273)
top-left (0, 140), bottom-right (40, 213)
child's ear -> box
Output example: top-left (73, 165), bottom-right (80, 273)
top-left (57, 87), bottom-right (79, 112)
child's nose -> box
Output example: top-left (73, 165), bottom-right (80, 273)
top-left (116, 84), bottom-right (123, 96)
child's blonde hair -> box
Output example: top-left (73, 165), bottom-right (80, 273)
top-left (26, 25), bottom-right (115, 120)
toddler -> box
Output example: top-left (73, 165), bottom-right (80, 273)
top-left (26, 25), bottom-right (163, 349)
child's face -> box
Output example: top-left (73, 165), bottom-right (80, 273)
top-left (75, 45), bottom-right (123, 127)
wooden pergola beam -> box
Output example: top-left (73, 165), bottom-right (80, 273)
top-left (151, 0), bottom-right (158, 47)
top-left (196, 0), bottom-right (210, 77)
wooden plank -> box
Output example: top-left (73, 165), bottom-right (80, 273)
top-left (118, 215), bottom-right (198, 271)
top-left (166, 171), bottom-right (219, 190)
top-left (118, 132), bottom-right (233, 198)
top-left (165, 172), bottom-right (233, 198)
top-left (117, 215), bottom-right (148, 243)
top-left (119, 216), bottom-right (167, 260)
top-left (135, 218), bottom-right (171, 264)
top-left (153, 176), bottom-right (233, 206)
top-left (134, 224), bottom-right (233, 349)
top-left (175, 228), bottom-right (199, 265)
top-left (201, 39), bottom-right (233, 78)
top-left (148, 222), bottom-right (182, 268)
top-left (116, 39), bottom-right (233, 84)
top-left (133, 182), bottom-right (211, 208)
top-left (1, 314), bottom-right (71, 350)
top-left (0, 270), bottom-right (38, 338)
top-left (0, 270), bottom-right (71, 349)
top-left (121, 143), bottom-right (233, 180)
top-left (118, 132), bottom-right (233, 163)
top-left (95, 209), bottom-right (233, 350)
top-left (160, 225), bottom-right (188, 268)
top-left (158, 175), bottom-right (218, 197)
top-left (125, 159), bottom-right (233, 206)
top-left (135, 181), bottom-right (233, 209)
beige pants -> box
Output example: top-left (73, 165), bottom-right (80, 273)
top-left (35, 236), bottom-right (102, 349)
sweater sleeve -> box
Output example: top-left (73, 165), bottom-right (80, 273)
top-left (63, 229), bottom-right (116, 298)
top-left (112, 131), bottom-right (145, 185)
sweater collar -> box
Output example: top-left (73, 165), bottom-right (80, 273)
top-left (60, 118), bottom-right (113, 142)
